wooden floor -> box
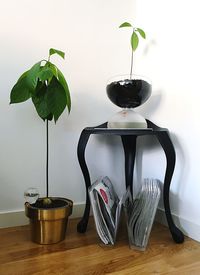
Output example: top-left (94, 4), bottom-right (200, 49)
top-left (0, 218), bottom-right (200, 275)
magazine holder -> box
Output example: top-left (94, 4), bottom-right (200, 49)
top-left (76, 119), bottom-right (184, 244)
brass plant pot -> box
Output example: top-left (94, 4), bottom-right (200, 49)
top-left (25, 197), bottom-right (73, 244)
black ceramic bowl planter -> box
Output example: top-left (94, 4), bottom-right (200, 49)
top-left (106, 74), bottom-right (152, 128)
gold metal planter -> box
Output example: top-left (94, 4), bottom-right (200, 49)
top-left (25, 197), bottom-right (73, 244)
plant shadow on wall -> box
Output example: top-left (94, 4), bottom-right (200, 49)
top-left (10, 48), bottom-right (73, 244)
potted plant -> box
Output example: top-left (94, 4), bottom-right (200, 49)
top-left (10, 48), bottom-right (73, 244)
top-left (106, 22), bottom-right (152, 128)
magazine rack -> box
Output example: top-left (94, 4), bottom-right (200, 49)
top-left (76, 119), bottom-right (184, 243)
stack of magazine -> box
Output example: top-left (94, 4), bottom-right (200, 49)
top-left (89, 177), bottom-right (161, 250)
top-left (88, 176), bottom-right (123, 245)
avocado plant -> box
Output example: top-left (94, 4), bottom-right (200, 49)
top-left (10, 48), bottom-right (71, 205)
top-left (119, 22), bottom-right (146, 78)
top-left (106, 22), bottom-right (151, 118)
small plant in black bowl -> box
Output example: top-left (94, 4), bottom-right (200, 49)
top-left (106, 22), bottom-right (152, 128)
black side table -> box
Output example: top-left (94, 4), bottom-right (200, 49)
top-left (77, 119), bottom-right (184, 243)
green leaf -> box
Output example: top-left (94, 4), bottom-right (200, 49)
top-left (119, 22), bottom-right (132, 28)
top-left (46, 63), bottom-right (71, 113)
top-left (131, 31), bottom-right (139, 51)
top-left (10, 73), bottom-right (31, 104)
top-left (46, 77), bottom-right (67, 122)
top-left (46, 113), bottom-right (53, 121)
top-left (37, 67), bottom-right (54, 81)
top-left (26, 61), bottom-right (41, 92)
top-left (48, 62), bottom-right (58, 78)
top-left (49, 48), bottom-right (65, 59)
top-left (17, 70), bottom-right (29, 82)
top-left (32, 81), bottom-right (52, 120)
top-left (136, 28), bottom-right (146, 39)
top-left (57, 68), bottom-right (71, 113)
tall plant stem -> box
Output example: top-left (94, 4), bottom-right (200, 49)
top-left (46, 119), bottom-right (49, 198)
top-left (130, 49), bottom-right (133, 79)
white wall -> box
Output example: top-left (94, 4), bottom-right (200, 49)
top-left (0, 0), bottom-right (135, 210)
top-left (0, 0), bottom-right (200, 241)
top-left (134, 0), bottom-right (200, 239)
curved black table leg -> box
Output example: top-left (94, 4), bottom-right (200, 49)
top-left (121, 136), bottom-right (137, 196)
top-left (77, 130), bottom-right (91, 233)
top-left (156, 131), bottom-right (184, 243)
top-left (76, 120), bottom-right (184, 243)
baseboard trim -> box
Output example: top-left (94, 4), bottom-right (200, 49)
top-left (156, 208), bottom-right (200, 242)
top-left (0, 210), bottom-right (29, 228)
top-left (1, 205), bottom-right (200, 243)
top-left (0, 202), bottom-right (85, 228)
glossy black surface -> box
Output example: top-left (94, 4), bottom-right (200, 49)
top-left (106, 79), bottom-right (152, 108)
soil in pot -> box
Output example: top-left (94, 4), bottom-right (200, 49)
top-left (31, 197), bottom-right (68, 209)
top-left (106, 79), bottom-right (152, 108)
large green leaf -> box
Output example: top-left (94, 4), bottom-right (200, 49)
top-left (45, 63), bottom-right (71, 113)
top-left (37, 67), bottom-right (53, 82)
top-left (32, 81), bottom-right (52, 120)
top-left (17, 70), bottom-right (29, 82)
top-left (46, 77), bottom-right (67, 122)
top-left (119, 22), bottom-right (132, 28)
top-left (49, 48), bottom-right (65, 59)
top-left (136, 28), bottom-right (146, 39)
top-left (48, 62), bottom-right (58, 78)
top-left (131, 31), bottom-right (139, 51)
top-left (57, 68), bottom-right (71, 113)
top-left (10, 73), bottom-right (31, 104)
top-left (26, 61), bottom-right (41, 92)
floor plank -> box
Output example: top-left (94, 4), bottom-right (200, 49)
top-left (0, 218), bottom-right (200, 275)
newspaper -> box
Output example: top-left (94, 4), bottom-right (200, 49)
top-left (123, 179), bottom-right (161, 250)
top-left (88, 176), bottom-right (123, 245)
top-left (89, 177), bottom-right (161, 250)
